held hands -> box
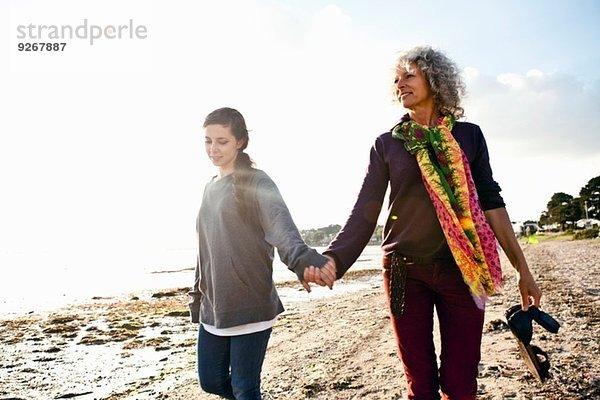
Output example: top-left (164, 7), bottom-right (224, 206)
top-left (302, 256), bottom-right (337, 292)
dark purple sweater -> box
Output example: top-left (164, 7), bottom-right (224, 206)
top-left (325, 121), bottom-right (505, 279)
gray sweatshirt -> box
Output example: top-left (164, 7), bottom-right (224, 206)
top-left (195, 169), bottom-right (327, 329)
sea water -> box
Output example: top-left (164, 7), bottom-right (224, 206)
top-left (0, 246), bottom-right (383, 317)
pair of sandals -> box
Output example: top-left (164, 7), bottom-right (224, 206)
top-left (505, 304), bottom-right (560, 382)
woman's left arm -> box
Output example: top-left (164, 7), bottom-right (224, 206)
top-left (484, 207), bottom-right (542, 310)
top-left (468, 124), bottom-right (542, 310)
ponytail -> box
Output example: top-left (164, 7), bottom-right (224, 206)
top-left (235, 150), bottom-right (253, 170)
top-left (232, 151), bottom-right (255, 221)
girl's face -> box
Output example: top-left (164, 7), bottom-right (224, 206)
top-left (394, 62), bottom-right (435, 111)
top-left (204, 124), bottom-right (244, 176)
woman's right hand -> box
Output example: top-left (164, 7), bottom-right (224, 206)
top-left (516, 266), bottom-right (542, 311)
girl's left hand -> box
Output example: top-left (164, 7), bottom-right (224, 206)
top-left (302, 259), bottom-right (337, 291)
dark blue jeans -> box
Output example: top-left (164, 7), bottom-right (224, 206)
top-left (197, 325), bottom-right (272, 400)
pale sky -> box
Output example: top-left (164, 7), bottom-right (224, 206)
top-left (1, 0), bottom-right (599, 275)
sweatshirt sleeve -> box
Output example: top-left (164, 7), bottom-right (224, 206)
top-left (254, 173), bottom-right (328, 281)
top-left (469, 126), bottom-right (505, 211)
top-left (325, 136), bottom-right (389, 278)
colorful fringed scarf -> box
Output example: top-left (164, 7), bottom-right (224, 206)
top-left (392, 114), bottom-right (503, 308)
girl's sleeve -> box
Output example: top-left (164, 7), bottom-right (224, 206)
top-left (255, 174), bottom-right (328, 281)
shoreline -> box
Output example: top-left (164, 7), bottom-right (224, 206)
top-left (0, 246), bottom-right (384, 319)
top-left (1, 239), bottom-right (598, 399)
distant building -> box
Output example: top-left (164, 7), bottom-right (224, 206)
top-left (576, 218), bottom-right (600, 229)
top-left (511, 221), bottom-right (541, 237)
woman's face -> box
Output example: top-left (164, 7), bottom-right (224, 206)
top-left (394, 62), bottom-right (434, 111)
top-left (204, 124), bottom-right (244, 174)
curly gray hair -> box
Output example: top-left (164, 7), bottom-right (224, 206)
top-left (393, 46), bottom-right (466, 119)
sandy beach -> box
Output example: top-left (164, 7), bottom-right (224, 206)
top-left (1, 236), bottom-right (598, 399)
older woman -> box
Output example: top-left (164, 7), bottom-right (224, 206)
top-left (305, 47), bottom-right (542, 399)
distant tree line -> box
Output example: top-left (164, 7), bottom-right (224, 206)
top-left (300, 224), bottom-right (384, 247)
top-left (539, 175), bottom-right (599, 231)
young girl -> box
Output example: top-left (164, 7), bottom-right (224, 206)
top-left (190, 107), bottom-right (334, 399)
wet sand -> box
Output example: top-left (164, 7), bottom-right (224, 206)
top-left (1, 237), bottom-right (598, 399)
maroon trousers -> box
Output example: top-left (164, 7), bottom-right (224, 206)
top-left (383, 258), bottom-right (485, 400)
